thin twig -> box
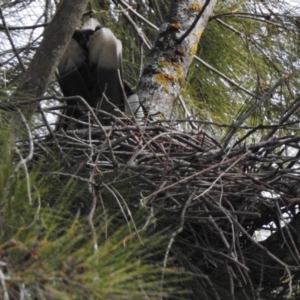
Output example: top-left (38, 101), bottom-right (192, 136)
top-left (0, 7), bottom-right (25, 72)
top-left (223, 73), bottom-right (292, 148)
top-left (160, 190), bottom-right (196, 295)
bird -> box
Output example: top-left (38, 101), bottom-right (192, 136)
top-left (57, 18), bottom-right (140, 129)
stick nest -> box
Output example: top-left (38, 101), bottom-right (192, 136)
top-left (31, 115), bottom-right (300, 298)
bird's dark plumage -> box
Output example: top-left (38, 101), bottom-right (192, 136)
top-left (57, 18), bottom-right (131, 129)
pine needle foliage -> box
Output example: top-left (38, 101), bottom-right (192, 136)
top-left (0, 120), bottom-right (186, 299)
top-left (2, 1), bottom-right (300, 299)
top-left (183, 0), bottom-right (300, 140)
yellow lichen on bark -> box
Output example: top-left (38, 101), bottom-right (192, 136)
top-left (159, 61), bottom-right (172, 68)
top-left (190, 44), bottom-right (198, 57)
top-left (156, 73), bottom-right (171, 92)
top-left (169, 23), bottom-right (182, 30)
top-left (158, 61), bottom-right (184, 86)
top-left (195, 29), bottom-right (202, 42)
top-left (190, 3), bottom-right (201, 12)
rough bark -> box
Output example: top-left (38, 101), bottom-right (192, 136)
top-left (11, 0), bottom-right (89, 116)
top-left (137, 0), bottom-right (217, 119)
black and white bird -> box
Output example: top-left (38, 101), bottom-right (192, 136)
top-left (57, 18), bottom-right (140, 129)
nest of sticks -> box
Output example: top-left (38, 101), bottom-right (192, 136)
top-left (29, 108), bottom-right (300, 298)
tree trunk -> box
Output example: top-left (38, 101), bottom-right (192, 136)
top-left (137, 0), bottom-right (217, 119)
top-left (11, 0), bottom-right (88, 117)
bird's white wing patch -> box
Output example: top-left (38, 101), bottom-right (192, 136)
top-left (81, 18), bottom-right (101, 31)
